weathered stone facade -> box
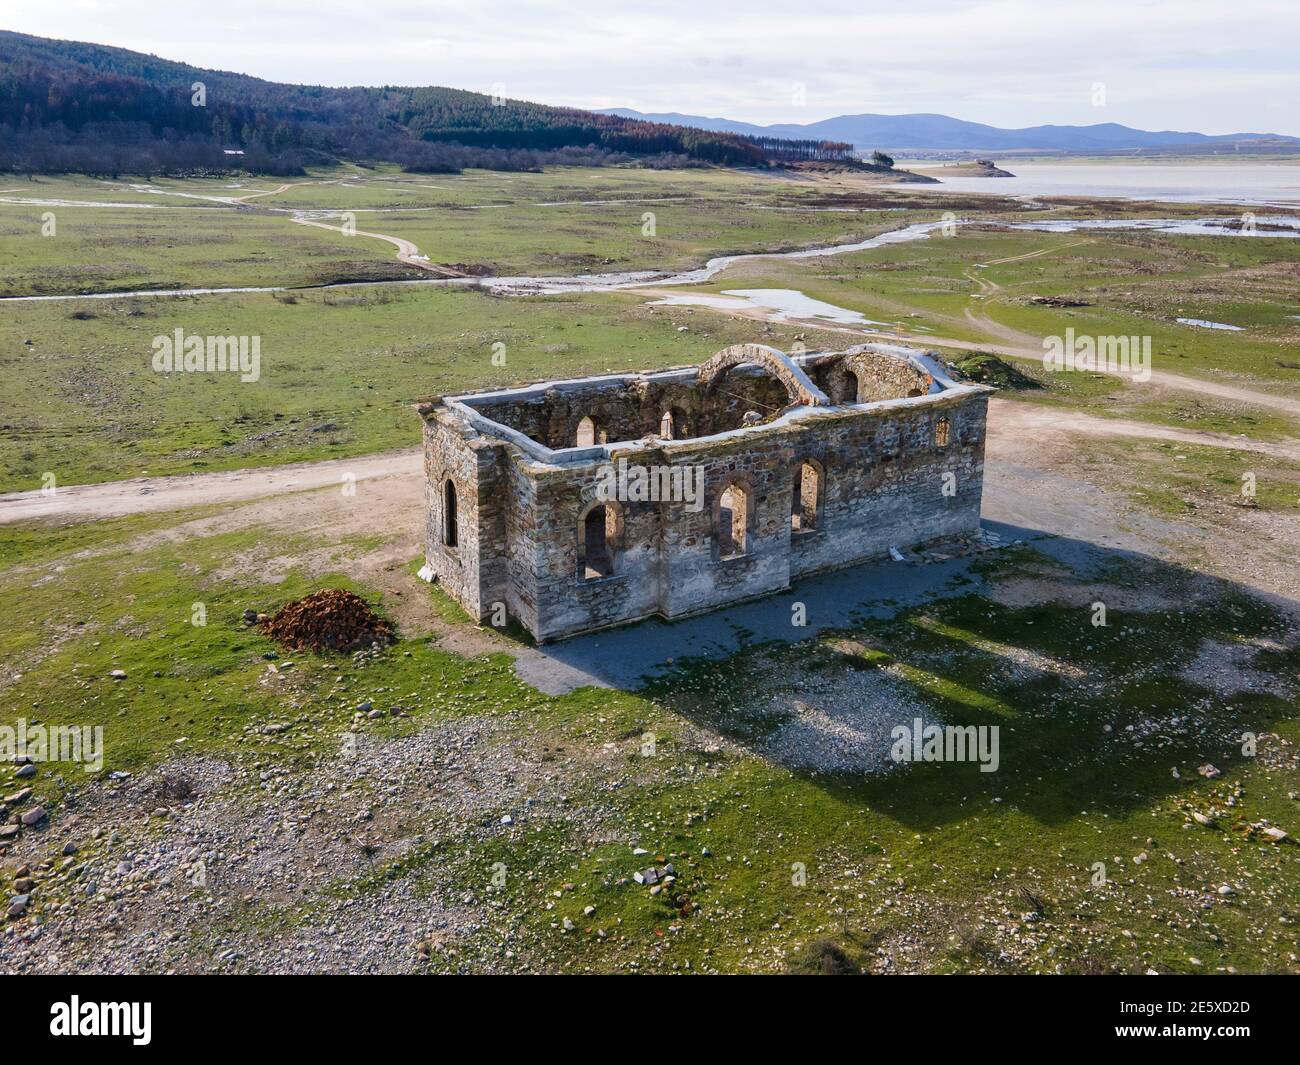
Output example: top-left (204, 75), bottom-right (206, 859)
top-left (418, 343), bottom-right (991, 642)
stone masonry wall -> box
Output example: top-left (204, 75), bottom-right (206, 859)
top-left (463, 371), bottom-right (795, 450)
top-left (421, 351), bottom-right (990, 642)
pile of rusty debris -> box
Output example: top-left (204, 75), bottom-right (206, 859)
top-left (257, 589), bottom-right (394, 653)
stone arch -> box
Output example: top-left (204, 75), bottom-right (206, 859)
top-left (698, 344), bottom-right (829, 409)
top-left (835, 347), bottom-right (933, 402)
top-left (792, 458), bottom-right (824, 532)
top-left (819, 360), bottom-right (862, 404)
top-left (659, 406), bottom-right (690, 440)
top-left (714, 478), bottom-right (753, 559)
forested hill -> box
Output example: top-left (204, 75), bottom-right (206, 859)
top-left (0, 31), bottom-right (847, 176)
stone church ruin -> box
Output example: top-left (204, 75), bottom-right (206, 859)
top-left (417, 343), bottom-right (991, 642)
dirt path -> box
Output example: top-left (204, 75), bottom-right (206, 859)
top-left (974, 238), bottom-right (1094, 267)
top-left (229, 181), bottom-right (303, 203)
top-left (291, 216), bottom-right (467, 276)
top-left (956, 267), bottom-right (1300, 417)
top-left (0, 450), bottom-right (422, 524)
top-left (988, 399), bottom-right (1300, 459)
top-left (114, 176), bottom-right (469, 277)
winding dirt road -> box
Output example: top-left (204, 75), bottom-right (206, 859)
top-left (292, 216), bottom-right (467, 276)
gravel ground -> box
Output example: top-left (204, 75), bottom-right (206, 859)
top-left (2, 710), bottom-right (653, 973)
top-left (755, 665), bottom-right (934, 773)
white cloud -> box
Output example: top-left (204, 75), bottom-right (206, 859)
top-left (6, 0), bottom-right (1299, 133)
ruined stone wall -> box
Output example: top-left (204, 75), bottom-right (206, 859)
top-left (464, 370), bottom-right (796, 450)
top-left (465, 380), bottom-right (648, 449)
top-left (651, 438), bottom-right (793, 620)
top-left (422, 350), bottom-right (991, 643)
top-left (807, 350), bottom-right (933, 403)
top-left (786, 393), bottom-right (986, 579)
top-left (424, 416), bottom-right (491, 618)
top-left (526, 461), bottom-right (665, 641)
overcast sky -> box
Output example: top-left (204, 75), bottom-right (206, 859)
top-left (5, 0), bottom-right (1299, 134)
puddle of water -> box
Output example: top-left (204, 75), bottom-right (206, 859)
top-left (650, 288), bottom-right (893, 327)
top-left (1175, 317), bottom-right (1244, 331)
top-left (483, 220), bottom-right (956, 296)
top-left (1003, 216), bottom-right (1300, 238)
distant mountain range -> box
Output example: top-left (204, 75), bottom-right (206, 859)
top-left (601, 109), bottom-right (1300, 153)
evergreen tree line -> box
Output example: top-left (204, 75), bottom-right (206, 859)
top-left (0, 34), bottom-right (787, 176)
top-left (740, 135), bottom-right (857, 162)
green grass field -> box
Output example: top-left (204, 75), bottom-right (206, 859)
top-left (4, 166), bottom-right (1298, 494)
top-left (3, 161), bottom-right (1299, 973)
top-left (3, 502), bottom-right (1295, 973)
top-left (0, 167), bottom-right (933, 296)
top-left (0, 285), bottom-right (850, 491)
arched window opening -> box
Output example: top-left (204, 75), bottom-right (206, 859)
top-left (792, 461), bottom-right (821, 532)
top-left (935, 416), bottom-right (951, 448)
top-left (659, 407), bottom-right (690, 440)
top-left (575, 416), bottom-right (597, 447)
top-left (718, 483), bottom-right (749, 559)
top-left (580, 504), bottom-right (619, 580)
top-left (443, 479), bottom-right (459, 548)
